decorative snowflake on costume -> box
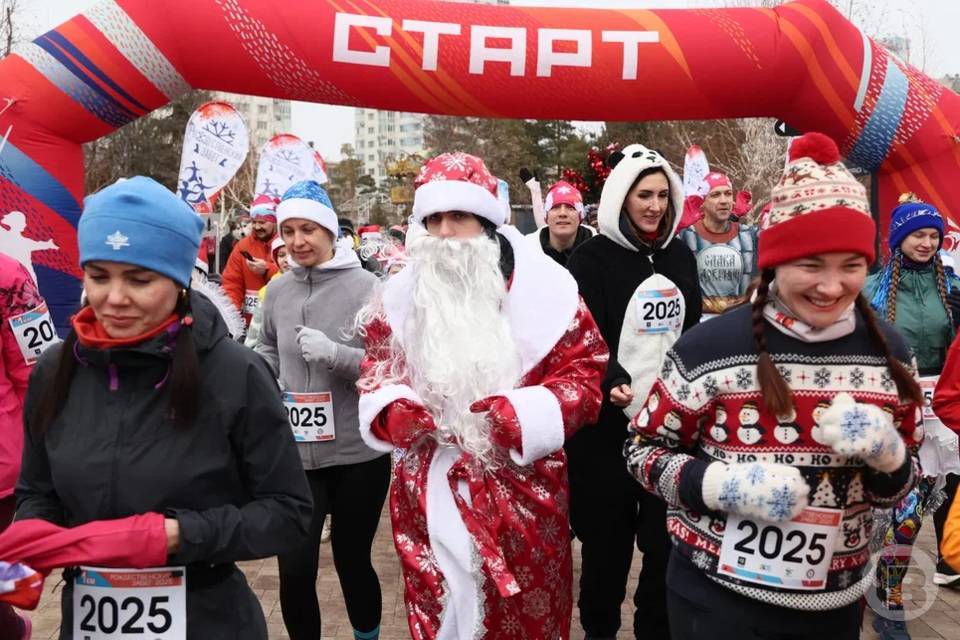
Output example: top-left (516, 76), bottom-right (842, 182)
top-left (718, 477), bottom-right (744, 509)
top-left (777, 365), bottom-right (793, 384)
top-left (880, 370), bottom-right (894, 391)
top-left (704, 376), bottom-right (719, 397)
top-left (521, 588), bottom-right (551, 620)
top-left (501, 615), bottom-right (522, 636)
top-left (837, 571), bottom-right (853, 588)
top-left (850, 368), bottom-right (865, 388)
top-left (417, 548), bottom-right (439, 576)
top-left (766, 485), bottom-right (799, 521)
top-left (840, 407), bottom-right (871, 441)
top-left (677, 384), bottom-right (691, 401)
top-left (661, 358), bottom-right (675, 378)
top-left (441, 152), bottom-right (470, 172)
top-left (538, 517), bottom-right (561, 547)
top-left (692, 549), bottom-right (713, 571)
top-left (814, 367), bottom-right (832, 388)
top-left (736, 368), bottom-right (753, 390)
top-left (745, 464), bottom-right (766, 486)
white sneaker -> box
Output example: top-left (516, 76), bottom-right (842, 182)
top-left (320, 519), bottom-right (331, 543)
top-left (934, 571), bottom-right (960, 586)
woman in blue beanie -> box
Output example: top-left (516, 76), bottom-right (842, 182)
top-left (257, 180), bottom-right (387, 640)
top-left (864, 196), bottom-right (960, 640)
top-left (15, 176), bottom-right (312, 640)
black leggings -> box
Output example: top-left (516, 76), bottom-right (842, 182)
top-left (667, 551), bottom-right (860, 640)
top-left (278, 455), bottom-right (390, 640)
top-left (934, 474), bottom-right (960, 558)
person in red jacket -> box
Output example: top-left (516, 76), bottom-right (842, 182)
top-left (0, 251), bottom-right (58, 639)
top-left (221, 195), bottom-right (279, 328)
top-left (934, 336), bottom-right (960, 431)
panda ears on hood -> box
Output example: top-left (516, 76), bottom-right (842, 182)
top-left (607, 147), bottom-right (667, 170)
top-left (606, 150), bottom-right (625, 169)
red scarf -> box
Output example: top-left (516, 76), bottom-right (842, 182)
top-left (71, 306), bottom-right (179, 350)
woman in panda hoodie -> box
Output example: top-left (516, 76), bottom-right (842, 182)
top-left (624, 133), bottom-right (922, 639)
top-left (566, 145), bottom-right (701, 640)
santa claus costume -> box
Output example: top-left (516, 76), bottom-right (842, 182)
top-left (356, 153), bottom-right (609, 640)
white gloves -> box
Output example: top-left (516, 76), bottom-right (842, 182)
top-left (702, 462), bottom-right (810, 523)
top-left (296, 325), bottom-right (338, 367)
top-left (819, 393), bottom-right (906, 473)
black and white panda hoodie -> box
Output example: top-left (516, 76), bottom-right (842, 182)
top-left (566, 145), bottom-right (702, 468)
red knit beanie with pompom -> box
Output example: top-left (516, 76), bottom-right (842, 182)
top-left (758, 132), bottom-right (875, 269)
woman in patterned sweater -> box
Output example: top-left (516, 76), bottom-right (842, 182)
top-left (624, 133), bottom-right (922, 639)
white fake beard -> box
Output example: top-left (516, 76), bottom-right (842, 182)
top-left (402, 233), bottom-right (522, 466)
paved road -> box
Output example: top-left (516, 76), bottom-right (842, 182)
top-left (22, 505), bottom-right (960, 639)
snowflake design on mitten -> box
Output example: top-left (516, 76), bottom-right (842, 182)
top-left (745, 464), bottom-right (766, 486)
top-left (840, 407), bottom-right (872, 441)
top-left (766, 484), bottom-right (799, 522)
top-left (718, 477), bottom-right (744, 509)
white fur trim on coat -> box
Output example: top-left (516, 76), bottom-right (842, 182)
top-left (358, 383), bottom-right (425, 452)
top-left (499, 385), bottom-right (564, 466)
top-left (412, 179), bottom-right (505, 227)
top-left (597, 144), bottom-right (684, 252)
top-left (427, 447), bottom-right (482, 639)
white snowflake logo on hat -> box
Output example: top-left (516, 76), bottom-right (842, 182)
top-left (105, 230), bottom-right (130, 250)
top-left (555, 185), bottom-right (573, 194)
top-left (441, 153), bottom-right (470, 172)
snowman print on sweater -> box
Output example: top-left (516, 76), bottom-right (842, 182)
top-left (635, 391), bottom-right (660, 429)
top-left (810, 400), bottom-right (832, 445)
top-left (709, 405), bottom-right (730, 443)
top-left (774, 408), bottom-right (802, 445)
top-left (657, 409), bottom-right (683, 447)
top-left (737, 401), bottom-right (765, 445)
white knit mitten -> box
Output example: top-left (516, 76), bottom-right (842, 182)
top-left (702, 462), bottom-right (810, 523)
top-left (819, 393), bottom-right (906, 473)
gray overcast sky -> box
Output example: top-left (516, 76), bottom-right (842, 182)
top-left (17, 0), bottom-right (960, 161)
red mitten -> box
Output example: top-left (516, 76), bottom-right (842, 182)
top-left (470, 396), bottom-right (522, 451)
top-left (0, 561), bottom-right (44, 610)
top-left (0, 513), bottom-right (168, 571)
top-left (378, 398), bottom-right (438, 448)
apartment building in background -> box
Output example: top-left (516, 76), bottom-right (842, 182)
top-left (354, 110), bottom-right (426, 184)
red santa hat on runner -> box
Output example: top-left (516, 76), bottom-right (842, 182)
top-left (249, 194), bottom-right (279, 222)
top-left (412, 152), bottom-right (504, 227)
top-left (544, 180), bottom-right (585, 220)
top-left (702, 172), bottom-right (732, 193)
top-left (758, 132), bottom-right (874, 269)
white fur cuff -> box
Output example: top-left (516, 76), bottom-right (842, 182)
top-left (499, 385), bottom-right (564, 466)
top-left (358, 384), bottom-right (424, 453)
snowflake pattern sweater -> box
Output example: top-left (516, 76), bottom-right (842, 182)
top-left (625, 305), bottom-right (921, 610)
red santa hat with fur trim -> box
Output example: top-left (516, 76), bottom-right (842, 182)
top-left (412, 152), bottom-right (504, 227)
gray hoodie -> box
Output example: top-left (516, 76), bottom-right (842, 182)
top-left (259, 248), bottom-right (380, 469)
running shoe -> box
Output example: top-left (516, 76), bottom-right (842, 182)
top-left (872, 615), bottom-right (910, 640)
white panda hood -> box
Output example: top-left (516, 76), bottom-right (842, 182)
top-left (598, 144), bottom-right (685, 252)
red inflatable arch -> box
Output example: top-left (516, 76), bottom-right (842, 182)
top-left (0, 0), bottom-right (957, 327)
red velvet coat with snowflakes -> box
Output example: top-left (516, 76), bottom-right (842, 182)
top-left (358, 292), bottom-right (607, 640)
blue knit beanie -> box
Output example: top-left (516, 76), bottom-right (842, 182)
top-left (276, 180), bottom-right (339, 240)
top-left (888, 201), bottom-right (943, 251)
top-left (79, 177), bottom-right (203, 287)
